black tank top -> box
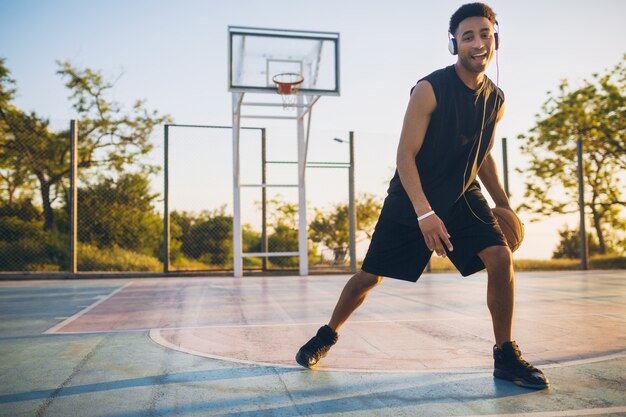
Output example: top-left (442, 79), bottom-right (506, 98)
top-left (382, 65), bottom-right (504, 224)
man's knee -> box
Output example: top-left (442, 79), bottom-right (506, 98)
top-left (479, 245), bottom-right (513, 272)
top-left (350, 270), bottom-right (383, 294)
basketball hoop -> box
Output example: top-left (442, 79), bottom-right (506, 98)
top-left (272, 73), bottom-right (304, 110)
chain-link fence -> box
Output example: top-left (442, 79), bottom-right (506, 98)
top-left (0, 117), bottom-right (167, 273)
top-left (164, 124), bottom-right (356, 274)
top-left (1, 120), bottom-right (358, 275)
top-left (0, 116), bottom-right (71, 272)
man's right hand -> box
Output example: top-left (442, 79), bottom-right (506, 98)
top-left (418, 215), bottom-right (453, 257)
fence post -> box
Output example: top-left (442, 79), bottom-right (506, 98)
top-left (348, 131), bottom-right (357, 273)
top-left (69, 120), bottom-right (78, 274)
top-left (261, 128), bottom-right (268, 272)
top-left (163, 125), bottom-right (170, 273)
top-left (577, 138), bottom-right (588, 270)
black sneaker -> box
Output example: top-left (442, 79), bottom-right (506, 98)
top-left (493, 341), bottom-right (550, 389)
top-left (295, 325), bottom-right (338, 368)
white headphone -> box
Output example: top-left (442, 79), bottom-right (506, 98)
top-left (448, 21), bottom-right (500, 55)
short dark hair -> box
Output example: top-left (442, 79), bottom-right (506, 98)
top-left (449, 3), bottom-right (497, 36)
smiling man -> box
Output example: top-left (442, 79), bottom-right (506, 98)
top-left (295, 3), bottom-right (550, 390)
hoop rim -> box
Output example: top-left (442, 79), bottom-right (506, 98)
top-left (272, 72), bottom-right (304, 95)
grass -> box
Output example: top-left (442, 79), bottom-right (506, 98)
top-left (428, 254), bottom-right (626, 272)
top-left (78, 243), bottom-right (163, 272)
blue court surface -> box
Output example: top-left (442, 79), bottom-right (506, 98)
top-left (0, 270), bottom-right (624, 416)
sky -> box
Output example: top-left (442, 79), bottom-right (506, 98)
top-left (1, 0), bottom-right (625, 260)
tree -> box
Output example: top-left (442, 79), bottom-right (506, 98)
top-left (552, 225), bottom-right (601, 259)
top-left (0, 59), bottom-right (37, 207)
top-left (309, 193), bottom-right (382, 262)
top-left (173, 208), bottom-right (233, 267)
top-left (263, 197), bottom-right (300, 267)
top-left (517, 56), bottom-right (626, 254)
top-left (171, 209), bottom-right (263, 268)
top-left (0, 59), bottom-right (170, 230)
top-left (76, 173), bottom-right (162, 255)
top-left (261, 196), bottom-right (323, 268)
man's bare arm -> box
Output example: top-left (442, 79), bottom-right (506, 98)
top-left (397, 80), bottom-right (453, 257)
top-left (478, 101), bottom-right (510, 209)
top-left (478, 153), bottom-right (511, 208)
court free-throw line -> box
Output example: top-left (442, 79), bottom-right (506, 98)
top-left (148, 328), bottom-right (626, 374)
top-left (43, 281), bottom-right (134, 334)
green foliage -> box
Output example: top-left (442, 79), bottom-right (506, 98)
top-left (77, 173), bottom-right (162, 256)
top-left (0, 58), bottom-right (16, 107)
top-left (268, 224), bottom-right (299, 267)
top-left (0, 199), bottom-right (40, 221)
top-left (78, 243), bottom-right (162, 272)
top-left (517, 56), bottom-right (626, 254)
top-left (242, 224), bottom-right (261, 253)
top-left (171, 208), bottom-right (233, 268)
top-left (264, 196), bottom-right (322, 268)
top-left (429, 255), bottom-right (626, 271)
top-left (0, 215), bottom-right (43, 242)
top-left (552, 225), bottom-right (601, 259)
top-left (588, 255), bottom-right (626, 269)
top-left (0, 58), bottom-right (170, 231)
top-left (170, 255), bottom-right (212, 271)
top-left (0, 222), bottom-right (67, 271)
top-left (309, 193), bottom-right (382, 262)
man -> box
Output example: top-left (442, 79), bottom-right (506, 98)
top-left (295, 3), bottom-right (550, 390)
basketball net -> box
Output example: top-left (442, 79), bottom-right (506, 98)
top-left (272, 73), bottom-right (304, 111)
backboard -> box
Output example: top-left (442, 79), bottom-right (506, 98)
top-left (228, 26), bottom-right (340, 96)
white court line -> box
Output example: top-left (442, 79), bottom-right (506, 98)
top-left (117, 313), bottom-right (626, 331)
top-left (43, 281), bottom-right (134, 334)
top-left (461, 406), bottom-right (626, 417)
top-left (148, 328), bottom-right (626, 374)
top-left (51, 316), bottom-right (489, 335)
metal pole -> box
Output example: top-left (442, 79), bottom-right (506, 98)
top-left (502, 137), bottom-right (509, 197)
top-left (233, 93), bottom-right (244, 277)
top-left (261, 128), bottom-right (268, 272)
top-left (163, 125), bottom-right (170, 273)
top-left (577, 138), bottom-right (588, 270)
top-left (69, 120), bottom-right (78, 274)
top-left (297, 95), bottom-right (308, 276)
top-left (348, 131), bottom-right (357, 273)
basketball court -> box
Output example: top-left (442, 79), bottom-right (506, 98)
top-left (0, 270), bottom-right (624, 416)
top-left (1, 22), bottom-right (624, 417)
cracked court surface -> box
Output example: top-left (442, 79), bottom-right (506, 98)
top-left (0, 271), bottom-right (624, 416)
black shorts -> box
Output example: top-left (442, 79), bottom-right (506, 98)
top-left (361, 186), bottom-right (508, 282)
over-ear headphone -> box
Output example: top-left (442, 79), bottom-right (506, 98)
top-left (448, 21), bottom-right (499, 55)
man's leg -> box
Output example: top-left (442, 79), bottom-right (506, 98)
top-left (478, 245), bottom-right (514, 347)
top-left (328, 270), bottom-right (383, 332)
top-left (296, 270), bottom-right (382, 368)
top-left (479, 245), bottom-right (549, 389)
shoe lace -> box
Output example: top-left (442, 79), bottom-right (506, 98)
top-left (302, 335), bottom-right (332, 357)
top-left (510, 343), bottom-right (539, 372)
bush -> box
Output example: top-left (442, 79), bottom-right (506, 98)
top-left (170, 255), bottom-right (210, 271)
top-left (513, 258), bottom-right (580, 271)
top-left (78, 243), bottom-right (162, 272)
top-left (553, 226), bottom-right (601, 259)
top-left (0, 216), bottom-right (44, 242)
top-left (0, 216), bottom-right (68, 271)
top-left (414, 255), bottom-right (626, 273)
top-left (268, 225), bottom-right (299, 268)
top-left (0, 200), bottom-right (40, 221)
top-left (77, 174), bottom-right (162, 256)
top-left (0, 233), bottom-right (68, 271)
top-left (589, 255), bottom-right (626, 269)
top-left (180, 215), bottom-right (232, 265)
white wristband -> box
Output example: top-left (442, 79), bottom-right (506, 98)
top-left (417, 210), bottom-right (435, 222)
